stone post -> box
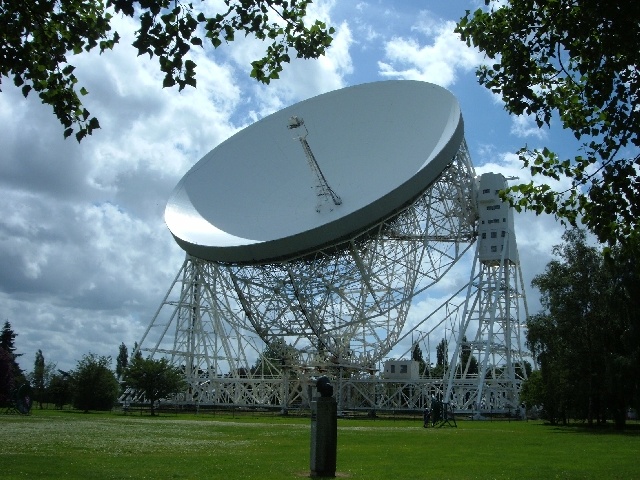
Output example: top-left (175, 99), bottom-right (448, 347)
top-left (310, 377), bottom-right (337, 477)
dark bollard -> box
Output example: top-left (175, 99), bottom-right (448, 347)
top-left (310, 376), bottom-right (337, 478)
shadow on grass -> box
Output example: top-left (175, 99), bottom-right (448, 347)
top-left (540, 420), bottom-right (640, 436)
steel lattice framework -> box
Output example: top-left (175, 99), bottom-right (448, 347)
top-left (229, 143), bottom-right (477, 368)
top-left (444, 173), bottom-right (529, 415)
top-left (127, 81), bottom-right (533, 414)
top-left (443, 250), bottom-right (529, 414)
top-left (134, 144), bottom-right (480, 403)
top-left (132, 153), bottom-right (531, 416)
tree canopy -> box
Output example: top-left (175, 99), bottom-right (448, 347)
top-left (526, 229), bottom-right (639, 428)
top-left (1, 321), bottom-right (20, 358)
top-left (29, 349), bottom-right (56, 409)
top-left (252, 338), bottom-right (301, 377)
top-left (0, 321), bottom-right (26, 390)
top-left (458, 336), bottom-right (478, 376)
top-left (0, 348), bottom-right (15, 405)
top-left (116, 342), bottom-right (128, 379)
top-left (412, 343), bottom-right (428, 376)
top-left (429, 338), bottom-right (448, 378)
top-left (123, 356), bottom-right (185, 415)
top-left (71, 354), bottom-right (120, 412)
top-left (456, 1), bottom-right (640, 246)
top-left (48, 371), bottom-right (73, 409)
top-left (1, 0), bottom-right (334, 141)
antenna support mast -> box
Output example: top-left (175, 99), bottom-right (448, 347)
top-left (288, 116), bottom-right (342, 212)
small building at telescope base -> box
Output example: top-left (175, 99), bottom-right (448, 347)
top-left (383, 360), bottom-right (420, 380)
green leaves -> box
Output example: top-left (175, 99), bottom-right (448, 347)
top-left (527, 229), bottom-right (640, 426)
top-left (71, 354), bottom-right (120, 412)
top-left (1, 0), bottom-right (114, 142)
top-left (458, 0), bottom-right (640, 246)
top-left (127, 0), bottom-right (334, 93)
top-left (123, 356), bottom-right (186, 413)
top-left (3, 0), bottom-right (334, 142)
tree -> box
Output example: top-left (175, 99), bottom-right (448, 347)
top-left (116, 342), bottom-right (128, 379)
top-left (527, 228), bottom-right (638, 428)
top-left (131, 342), bottom-right (143, 362)
top-left (0, 321), bottom-right (26, 387)
top-left (0, 321), bottom-right (17, 353)
top-left (526, 312), bottom-right (573, 425)
top-left (430, 338), bottom-right (448, 379)
top-left (456, 1), bottom-right (640, 246)
top-left (71, 354), bottom-right (120, 412)
top-left (252, 338), bottom-right (300, 377)
top-left (123, 356), bottom-right (185, 415)
top-left (49, 371), bottom-right (73, 409)
top-left (412, 343), bottom-right (427, 377)
top-left (602, 238), bottom-right (640, 427)
top-left (0, 348), bottom-right (15, 405)
top-left (436, 338), bottom-right (448, 369)
top-left (519, 369), bottom-right (544, 413)
top-left (1, 0), bottom-right (334, 141)
top-left (29, 350), bottom-right (56, 409)
top-left (529, 229), bottom-right (610, 425)
top-left (458, 336), bottom-right (478, 376)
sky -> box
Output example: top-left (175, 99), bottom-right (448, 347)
top-left (1, 1), bottom-right (576, 374)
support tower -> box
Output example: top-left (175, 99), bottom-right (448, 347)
top-left (444, 173), bottom-right (528, 415)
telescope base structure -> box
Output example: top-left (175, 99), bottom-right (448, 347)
top-left (441, 259), bottom-right (529, 415)
top-left (133, 149), bottom-right (479, 403)
top-left (124, 375), bottom-right (524, 417)
top-left (132, 169), bottom-right (528, 416)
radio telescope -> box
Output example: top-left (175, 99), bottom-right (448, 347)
top-left (134, 81), bottom-right (528, 413)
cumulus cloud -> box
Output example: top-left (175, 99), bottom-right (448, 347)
top-left (0, 14), bottom-right (245, 370)
top-left (510, 115), bottom-right (548, 140)
top-left (230, 26), bottom-right (354, 120)
top-left (245, 21), bottom-right (354, 121)
top-left (377, 11), bottom-right (484, 87)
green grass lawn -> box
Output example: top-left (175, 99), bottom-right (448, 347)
top-left (1, 410), bottom-right (638, 479)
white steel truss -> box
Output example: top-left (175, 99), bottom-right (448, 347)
top-left (443, 255), bottom-right (529, 415)
top-left (134, 143), bottom-right (477, 404)
top-left (225, 142), bottom-right (477, 369)
top-left (133, 258), bottom-right (269, 403)
top-left (134, 148), bottom-right (529, 414)
top-left (443, 173), bottom-right (529, 415)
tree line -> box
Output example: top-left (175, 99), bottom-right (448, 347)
top-left (0, 329), bottom-right (184, 415)
top-left (520, 229), bottom-right (640, 429)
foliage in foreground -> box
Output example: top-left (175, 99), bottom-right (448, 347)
top-left (457, 1), bottom-right (640, 246)
top-left (1, 0), bottom-right (334, 141)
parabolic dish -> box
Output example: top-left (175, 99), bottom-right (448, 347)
top-left (166, 80), bottom-right (464, 263)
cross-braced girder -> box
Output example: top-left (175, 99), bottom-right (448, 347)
top-left (444, 262), bottom-right (528, 413)
top-left (221, 144), bottom-right (477, 368)
top-left (133, 144), bottom-right (530, 413)
top-left (132, 258), bottom-right (268, 403)
top-left (443, 173), bottom-right (529, 415)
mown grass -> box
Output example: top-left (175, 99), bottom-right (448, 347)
top-left (1, 409), bottom-right (638, 479)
